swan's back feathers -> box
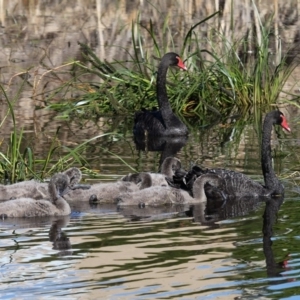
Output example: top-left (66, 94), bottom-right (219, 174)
top-left (116, 186), bottom-right (188, 207)
top-left (0, 167), bottom-right (83, 201)
top-left (134, 108), bottom-right (166, 136)
top-left (170, 165), bottom-right (270, 198)
top-left (207, 169), bottom-right (269, 197)
top-left (0, 198), bottom-right (69, 218)
top-left (0, 180), bottom-right (49, 200)
top-left (64, 171), bottom-right (168, 202)
top-left (0, 173), bottom-right (71, 218)
top-left (116, 173), bottom-right (225, 207)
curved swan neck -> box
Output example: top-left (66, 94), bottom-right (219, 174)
top-left (192, 177), bottom-right (208, 202)
top-left (139, 173), bottom-right (152, 189)
top-left (160, 157), bottom-right (181, 178)
top-left (156, 62), bottom-right (173, 115)
top-left (64, 167), bottom-right (82, 187)
top-left (261, 113), bottom-right (280, 191)
top-left (49, 174), bottom-right (70, 203)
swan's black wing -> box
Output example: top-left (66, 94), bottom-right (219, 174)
top-left (204, 168), bottom-right (271, 198)
top-left (171, 165), bottom-right (271, 198)
top-left (133, 108), bottom-right (166, 136)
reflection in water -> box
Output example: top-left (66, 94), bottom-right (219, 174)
top-left (205, 196), bottom-right (264, 221)
top-left (49, 217), bottom-right (72, 256)
top-left (0, 215), bottom-right (71, 267)
top-left (180, 196), bottom-right (265, 228)
top-left (0, 215), bottom-right (70, 230)
top-left (0, 193), bottom-right (299, 299)
top-left (262, 195), bottom-right (288, 278)
top-left (117, 204), bottom-right (189, 222)
top-left (134, 134), bottom-right (188, 167)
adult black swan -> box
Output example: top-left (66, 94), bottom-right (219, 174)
top-left (170, 110), bottom-right (291, 198)
top-left (133, 52), bottom-right (189, 137)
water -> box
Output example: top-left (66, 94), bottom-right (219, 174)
top-left (0, 195), bottom-right (299, 299)
top-left (1, 116), bottom-right (300, 299)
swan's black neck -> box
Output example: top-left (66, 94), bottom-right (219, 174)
top-left (261, 114), bottom-right (282, 194)
top-left (262, 195), bottom-right (284, 276)
top-left (156, 63), bottom-right (174, 122)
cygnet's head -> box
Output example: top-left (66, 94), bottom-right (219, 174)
top-left (64, 167), bottom-right (82, 187)
top-left (49, 173), bottom-right (70, 200)
top-left (160, 157), bottom-right (182, 178)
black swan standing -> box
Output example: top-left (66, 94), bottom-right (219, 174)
top-left (133, 52), bottom-right (188, 137)
top-left (170, 111), bottom-right (291, 198)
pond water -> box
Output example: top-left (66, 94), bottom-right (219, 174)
top-left (1, 114), bottom-right (300, 300)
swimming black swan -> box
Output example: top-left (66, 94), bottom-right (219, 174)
top-left (0, 173), bottom-right (71, 218)
top-left (116, 173), bottom-right (225, 207)
top-left (133, 52), bottom-right (188, 137)
top-left (170, 111), bottom-right (291, 198)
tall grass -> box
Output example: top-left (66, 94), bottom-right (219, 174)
top-left (0, 77), bottom-right (123, 183)
top-left (45, 9), bottom-right (299, 123)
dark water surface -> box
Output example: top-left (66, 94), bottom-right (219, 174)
top-left (1, 115), bottom-right (300, 299)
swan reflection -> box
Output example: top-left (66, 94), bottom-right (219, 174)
top-left (134, 134), bottom-right (188, 167)
top-left (262, 195), bottom-right (289, 278)
top-left (49, 216), bottom-right (72, 256)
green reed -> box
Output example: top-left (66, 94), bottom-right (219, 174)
top-left (0, 77), bottom-right (121, 183)
top-left (45, 9), bottom-right (299, 124)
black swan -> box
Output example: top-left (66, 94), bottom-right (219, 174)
top-left (0, 173), bottom-right (71, 218)
top-left (116, 173), bottom-right (225, 207)
top-left (133, 52), bottom-right (188, 137)
top-left (170, 110), bottom-right (291, 198)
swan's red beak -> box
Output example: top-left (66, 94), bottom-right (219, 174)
top-left (176, 56), bottom-right (187, 70)
top-left (281, 115), bottom-right (291, 132)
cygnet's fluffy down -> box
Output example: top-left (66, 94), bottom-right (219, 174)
top-left (116, 174), bottom-right (224, 207)
top-left (0, 180), bottom-right (48, 201)
top-left (116, 186), bottom-right (187, 207)
top-left (122, 172), bottom-right (168, 187)
top-left (64, 180), bottom-right (141, 202)
top-left (0, 173), bottom-right (71, 218)
top-left (0, 167), bottom-right (83, 201)
top-left (65, 171), bottom-right (170, 202)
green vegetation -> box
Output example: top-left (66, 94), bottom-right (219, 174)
top-left (45, 11), bottom-right (299, 124)
top-left (0, 9), bottom-right (298, 183)
top-left (0, 79), bottom-right (125, 183)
